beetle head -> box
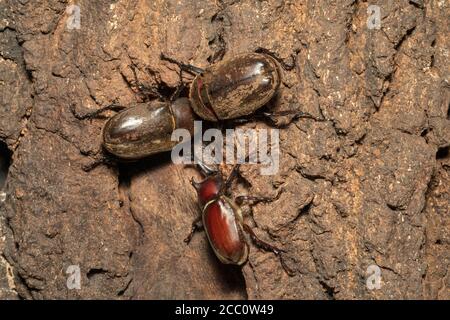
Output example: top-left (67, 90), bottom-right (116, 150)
top-left (191, 175), bottom-right (223, 206)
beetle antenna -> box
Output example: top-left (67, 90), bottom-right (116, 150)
top-left (160, 53), bottom-right (206, 75)
top-left (191, 151), bottom-right (218, 176)
top-left (196, 161), bottom-right (217, 176)
top-left (255, 47), bottom-right (296, 71)
top-left (190, 177), bottom-right (202, 191)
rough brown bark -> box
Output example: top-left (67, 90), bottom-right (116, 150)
top-left (0, 0), bottom-right (448, 299)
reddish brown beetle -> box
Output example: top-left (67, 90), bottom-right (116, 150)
top-left (185, 161), bottom-right (294, 275)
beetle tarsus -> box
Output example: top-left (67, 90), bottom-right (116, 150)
top-left (263, 110), bottom-right (325, 122)
top-left (184, 216), bottom-right (203, 244)
top-left (224, 109), bottom-right (325, 126)
top-left (242, 223), bottom-right (294, 276)
top-left (70, 103), bottom-right (126, 120)
top-left (254, 47), bottom-right (296, 71)
top-left (82, 153), bottom-right (117, 172)
top-left (242, 224), bottom-right (282, 253)
top-left (160, 53), bottom-right (205, 75)
top-left (224, 118), bottom-right (252, 125)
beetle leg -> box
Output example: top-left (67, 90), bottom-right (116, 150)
top-left (170, 82), bottom-right (186, 102)
top-left (82, 152), bottom-right (117, 172)
top-left (242, 224), bottom-right (284, 254)
top-left (160, 53), bottom-right (205, 75)
top-left (224, 118), bottom-right (252, 125)
top-left (70, 103), bottom-right (126, 120)
top-left (224, 110), bottom-right (324, 126)
top-left (221, 164), bottom-right (241, 196)
top-left (129, 64), bottom-right (165, 101)
top-left (254, 47), bottom-right (296, 71)
top-left (262, 110), bottom-right (325, 122)
top-left (220, 154), bottom-right (256, 196)
top-left (184, 215), bottom-right (203, 244)
top-left (169, 69), bottom-right (186, 102)
top-left (242, 224), bottom-right (295, 276)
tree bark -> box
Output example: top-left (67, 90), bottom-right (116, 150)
top-left (0, 0), bottom-right (448, 299)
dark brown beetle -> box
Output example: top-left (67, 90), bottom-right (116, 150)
top-left (180, 52), bottom-right (282, 121)
top-left (73, 49), bottom-right (304, 162)
top-left (102, 98), bottom-right (195, 159)
top-left (185, 161), bottom-right (294, 275)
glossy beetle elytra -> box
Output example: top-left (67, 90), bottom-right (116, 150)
top-left (185, 162), bottom-right (294, 275)
top-left (102, 98), bottom-right (195, 159)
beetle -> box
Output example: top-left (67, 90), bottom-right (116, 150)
top-left (72, 49), bottom-right (316, 164)
top-left (102, 98), bottom-right (196, 159)
top-left (185, 161), bottom-right (294, 275)
top-left (161, 48), bottom-right (290, 122)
